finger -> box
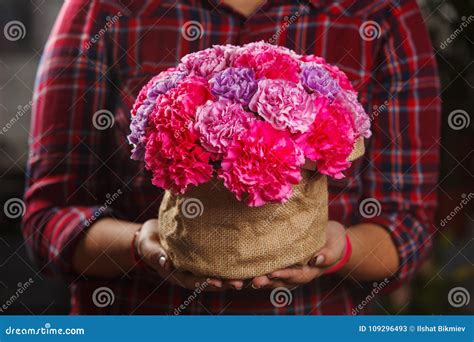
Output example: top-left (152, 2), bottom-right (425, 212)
top-left (225, 279), bottom-right (244, 290)
top-left (308, 247), bottom-right (341, 268)
top-left (194, 278), bottom-right (223, 291)
top-left (141, 239), bottom-right (172, 271)
top-left (251, 275), bottom-right (271, 289)
top-left (138, 220), bottom-right (173, 271)
top-left (270, 267), bottom-right (321, 284)
top-left (206, 278), bottom-right (223, 289)
top-left (269, 268), bottom-right (300, 280)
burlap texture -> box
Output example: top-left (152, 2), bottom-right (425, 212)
top-left (157, 138), bottom-right (365, 279)
top-left (348, 137), bottom-right (365, 162)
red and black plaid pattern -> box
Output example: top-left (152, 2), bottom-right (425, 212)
top-left (22, 0), bottom-right (441, 314)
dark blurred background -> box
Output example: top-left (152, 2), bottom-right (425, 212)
top-left (0, 0), bottom-right (472, 315)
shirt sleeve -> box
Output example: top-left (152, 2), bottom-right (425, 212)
top-left (359, 1), bottom-right (441, 286)
top-left (22, 1), bottom-right (115, 276)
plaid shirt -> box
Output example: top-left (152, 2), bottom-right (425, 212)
top-left (23, 0), bottom-right (441, 315)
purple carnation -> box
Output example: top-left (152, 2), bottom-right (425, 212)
top-left (300, 63), bottom-right (340, 100)
top-left (128, 104), bottom-right (154, 160)
top-left (210, 67), bottom-right (258, 105)
top-left (128, 71), bottom-right (186, 160)
top-left (147, 71), bottom-right (186, 103)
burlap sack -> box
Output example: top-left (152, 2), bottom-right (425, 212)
top-left (157, 138), bottom-right (365, 279)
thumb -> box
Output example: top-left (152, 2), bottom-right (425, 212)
top-left (308, 246), bottom-right (343, 268)
top-left (140, 237), bottom-right (172, 272)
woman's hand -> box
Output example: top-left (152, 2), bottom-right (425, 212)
top-left (136, 219), bottom-right (244, 291)
top-left (73, 216), bottom-right (398, 286)
top-left (250, 220), bottom-right (348, 289)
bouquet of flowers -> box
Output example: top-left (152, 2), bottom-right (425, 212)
top-left (129, 42), bottom-right (371, 278)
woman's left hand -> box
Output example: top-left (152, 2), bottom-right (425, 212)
top-left (250, 220), bottom-right (348, 289)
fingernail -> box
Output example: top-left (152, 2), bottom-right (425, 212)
top-left (251, 283), bottom-right (260, 289)
top-left (315, 255), bottom-right (325, 266)
top-left (310, 255), bottom-right (325, 267)
top-left (270, 272), bottom-right (280, 279)
top-left (159, 256), bottom-right (167, 267)
top-left (207, 279), bottom-right (222, 288)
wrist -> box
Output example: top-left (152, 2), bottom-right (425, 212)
top-left (325, 232), bottom-right (352, 275)
top-left (336, 229), bottom-right (354, 276)
top-left (73, 219), bottom-right (142, 277)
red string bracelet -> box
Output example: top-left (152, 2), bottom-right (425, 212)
top-left (131, 226), bottom-right (161, 274)
top-left (323, 234), bottom-right (352, 274)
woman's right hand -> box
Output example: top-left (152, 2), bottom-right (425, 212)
top-left (135, 219), bottom-right (244, 291)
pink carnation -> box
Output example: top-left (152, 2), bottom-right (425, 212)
top-left (335, 91), bottom-right (371, 138)
top-left (227, 41), bottom-right (271, 65)
top-left (151, 76), bottom-right (213, 126)
top-left (230, 41), bottom-right (300, 62)
top-left (145, 131), bottom-right (213, 193)
top-left (233, 44), bottom-right (300, 82)
top-left (145, 77), bottom-right (213, 193)
top-left (219, 121), bottom-right (304, 207)
top-left (194, 98), bottom-right (255, 157)
top-left (249, 79), bottom-right (319, 133)
top-left (180, 46), bottom-right (229, 78)
top-left (130, 42), bottom-right (372, 203)
top-left (295, 97), bottom-right (356, 179)
top-left (299, 54), bottom-right (327, 64)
